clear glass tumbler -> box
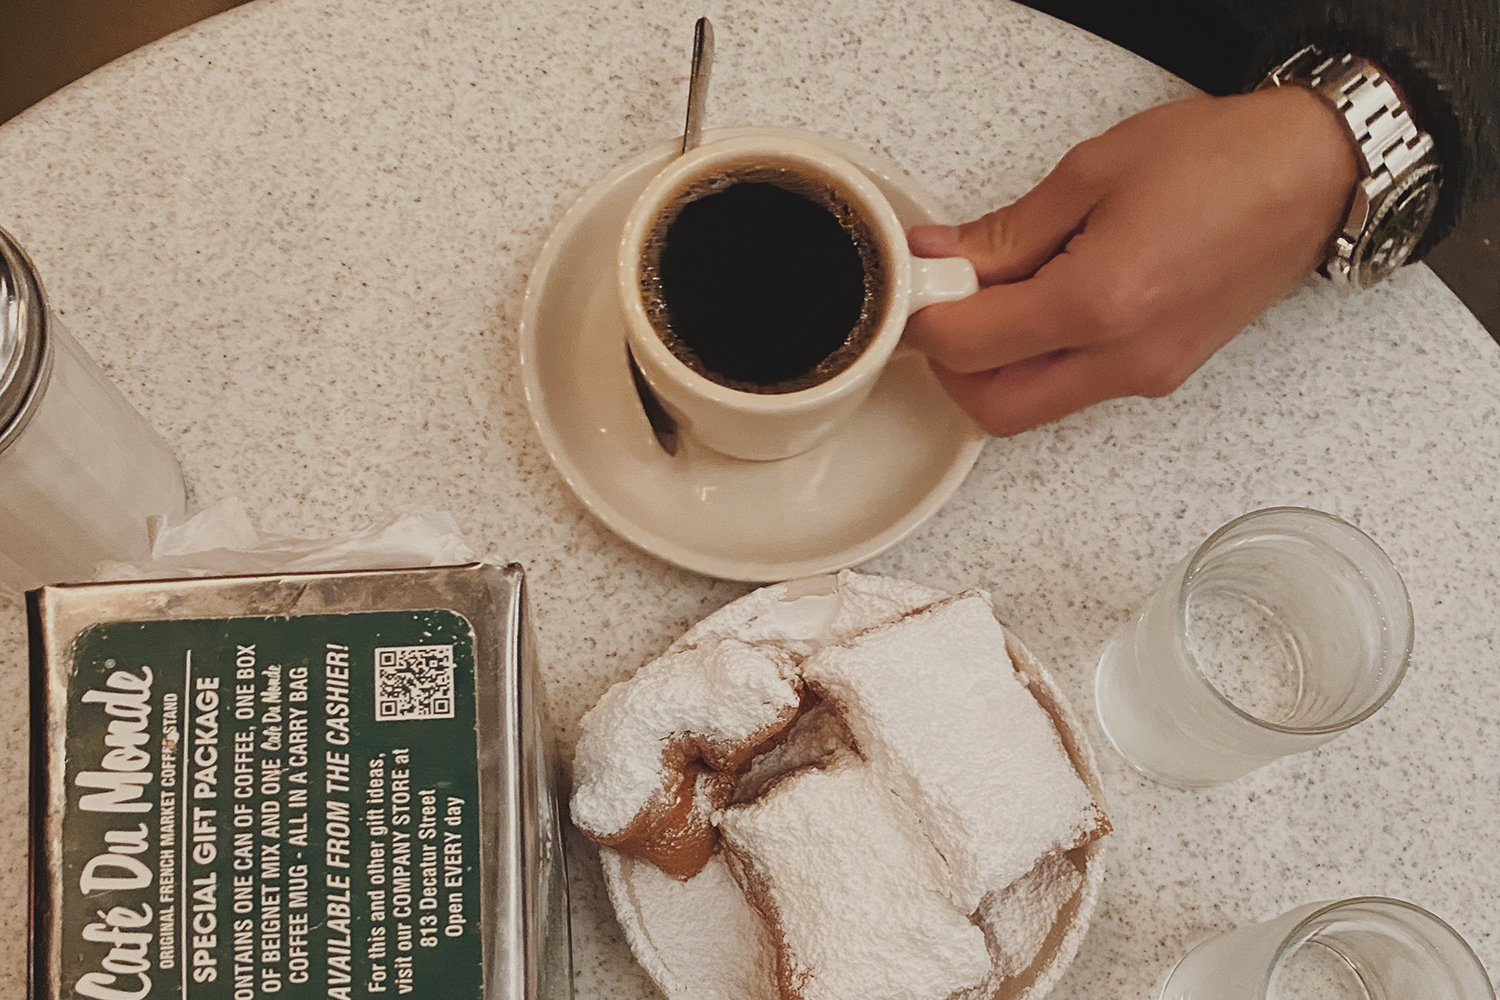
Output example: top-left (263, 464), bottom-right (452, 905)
top-left (1160, 897), bottom-right (1494, 1000)
top-left (1094, 507), bottom-right (1413, 787)
top-left (0, 228), bottom-right (186, 597)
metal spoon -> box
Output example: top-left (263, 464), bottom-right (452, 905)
top-left (629, 17), bottom-right (714, 455)
top-left (682, 17), bottom-right (715, 154)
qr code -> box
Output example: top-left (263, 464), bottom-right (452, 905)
top-left (374, 644), bottom-right (457, 721)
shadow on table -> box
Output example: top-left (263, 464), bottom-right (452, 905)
top-left (0, 0), bottom-right (249, 123)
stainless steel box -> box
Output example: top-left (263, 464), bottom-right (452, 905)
top-left (29, 562), bottom-right (572, 1000)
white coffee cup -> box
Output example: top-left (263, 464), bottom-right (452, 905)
top-left (617, 133), bottom-right (977, 462)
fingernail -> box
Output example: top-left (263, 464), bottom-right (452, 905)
top-left (907, 224), bottom-right (961, 258)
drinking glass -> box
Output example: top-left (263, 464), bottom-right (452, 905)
top-left (0, 227), bottom-right (186, 597)
top-left (1160, 897), bottom-right (1494, 1000)
top-left (1094, 507), bottom-right (1413, 787)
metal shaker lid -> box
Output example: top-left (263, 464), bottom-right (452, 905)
top-left (0, 226), bottom-right (52, 454)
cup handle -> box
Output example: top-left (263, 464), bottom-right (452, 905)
top-left (907, 255), bottom-right (978, 314)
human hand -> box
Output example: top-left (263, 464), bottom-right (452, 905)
top-left (905, 86), bottom-right (1360, 436)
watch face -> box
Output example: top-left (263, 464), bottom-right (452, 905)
top-left (1355, 164), bottom-right (1441, 288)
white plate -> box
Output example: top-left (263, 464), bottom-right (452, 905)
top-left (596, 573), bottom-right (1107, 1000)
top-left (518, 127), bottom-right (985, 582)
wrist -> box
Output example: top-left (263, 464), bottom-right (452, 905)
top-left (1253, 84), bottom-right (1362, 218)
top-left (1237, 85), bottom-right (1361, 277)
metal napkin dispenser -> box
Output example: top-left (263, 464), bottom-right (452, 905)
top-left (28, 562), bottom-right (572, 1000)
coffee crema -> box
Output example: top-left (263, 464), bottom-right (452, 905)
top-left (639, 164), bottom-right (890, 394)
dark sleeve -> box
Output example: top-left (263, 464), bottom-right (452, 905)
top-left (1023, 0), bottom-right (1498, 257)
top-left (1234, 0), bottom-right (1500, 257)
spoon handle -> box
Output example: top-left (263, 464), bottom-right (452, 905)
top-left (682, 17), bottom-right (715, 154)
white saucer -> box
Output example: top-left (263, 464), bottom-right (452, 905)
top-left (519, 127), bottom-right (985, 582)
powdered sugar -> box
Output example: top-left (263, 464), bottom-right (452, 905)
top-left (583, 572), bottom-right (1109, 1000)
top-left (732, 701), bottom-right (853, 805)
top-left (573, 571), bottom-right (944, 839)
top-left (673, 570), bottom-right (947, 657)
top-left (605, 849), bottom-right (780, 1000)
top-left (571, 637), bottom-right (800, 837)
top-left (719, 756), bottom-right (992, 1000)
top-left (978, 852), bottom-right (1085, 983)
top-left (801, 592), bottom-right (1106, 912)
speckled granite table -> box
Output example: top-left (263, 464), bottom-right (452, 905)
top-left (1, 0), bottom-right (1497, 996)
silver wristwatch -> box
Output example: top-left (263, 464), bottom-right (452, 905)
top-left (1258, 45), bottom-right (1442, 290)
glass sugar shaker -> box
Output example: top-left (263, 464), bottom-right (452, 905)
top-left (0, 226), bottom-right (186, 598)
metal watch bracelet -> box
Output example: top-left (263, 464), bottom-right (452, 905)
top-left (1258, 45), bottom-right (1441, 290)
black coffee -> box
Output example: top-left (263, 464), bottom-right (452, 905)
top-left (641, 169), bottom-right (886, 393)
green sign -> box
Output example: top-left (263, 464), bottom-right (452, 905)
top-left (60, 610), bottom-right (484, 1000)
